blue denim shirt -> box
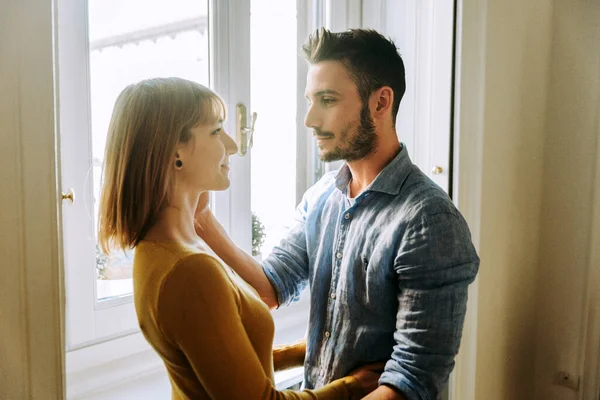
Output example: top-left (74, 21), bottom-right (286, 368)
top-left (262, 146), bottom-right (479, 400)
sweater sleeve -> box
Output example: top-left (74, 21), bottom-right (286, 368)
top-left (273, 339), bottom-right (306, 372)
top-left (157, 254), bottom-right (361, 400)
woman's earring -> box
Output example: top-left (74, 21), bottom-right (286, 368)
top-left (175, 159), bottom-right (183, 169)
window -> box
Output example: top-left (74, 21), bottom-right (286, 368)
top-left (89, 1), bottom-right (211, 301)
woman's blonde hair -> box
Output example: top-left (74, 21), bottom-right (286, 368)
top-left (97, 77), bottom-right (225, 254)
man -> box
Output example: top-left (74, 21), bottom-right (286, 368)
top-left (196, 28), bottom-right (479, 400)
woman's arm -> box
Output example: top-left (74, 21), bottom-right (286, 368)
top-left (195, 208), bottom-right (279, 309)
top-left (273, 339), bottom-right (306, 372)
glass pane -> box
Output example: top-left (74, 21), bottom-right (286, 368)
top-left (88, 0), bottom-right (209, 301)
top-left (250, 0), bottom-right (297, 259)
top-left (250, 1), bottom-right (308, 346)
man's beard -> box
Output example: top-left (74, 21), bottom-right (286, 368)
top-left (318, 103), bottom-right (377, 162)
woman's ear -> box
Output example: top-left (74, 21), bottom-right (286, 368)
top-left (174, 151), bottom-right (183, 169)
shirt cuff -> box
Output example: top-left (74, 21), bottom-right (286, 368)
top-left (379, 371), bottom-right (433, 400)
top-left (261, 262), bottom-right (287, 308)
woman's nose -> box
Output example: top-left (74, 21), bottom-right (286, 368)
top-left (222, 131), bottom-right (238, 155)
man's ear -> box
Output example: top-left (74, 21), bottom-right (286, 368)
top-left (371, 86), bottom-right (394, 117)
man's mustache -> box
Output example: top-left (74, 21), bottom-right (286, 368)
top-left (313, 129), bottom-right (334, 139)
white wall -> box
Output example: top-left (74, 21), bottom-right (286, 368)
top-left (468, 1), bottom-right (554, 398)
top-left (456, 0), bottom-right (600, 398)
top-left (533, 1), bottom-right (600, 399)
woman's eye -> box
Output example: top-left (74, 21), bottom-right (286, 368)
top-left (212, 128), bottom-right (222, 136)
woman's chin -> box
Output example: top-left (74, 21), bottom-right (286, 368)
top-left (213, 178), bottom-right (231, 191)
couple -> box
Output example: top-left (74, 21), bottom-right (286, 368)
top-left (98, 28), bottom-right (479, 400)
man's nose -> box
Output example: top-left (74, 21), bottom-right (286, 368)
top-left (304, 103), bottom-right (321, 129)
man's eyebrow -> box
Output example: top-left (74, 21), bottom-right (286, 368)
top-left (304, 89), bottom-right (341, 99)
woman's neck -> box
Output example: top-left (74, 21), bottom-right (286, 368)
top-left (143, 203), bottom-right (200, 247)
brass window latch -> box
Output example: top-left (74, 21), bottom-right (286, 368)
top-left (236, 103), bottom-right (257, 156)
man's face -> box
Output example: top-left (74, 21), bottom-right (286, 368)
top-left (304, 60), bottom-right (377, 162)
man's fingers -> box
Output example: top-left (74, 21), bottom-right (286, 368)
top-left (349, 361), bottom-right (387, 374)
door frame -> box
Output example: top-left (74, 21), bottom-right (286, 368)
top-left (580, 89), bottom-right (600, 400)
top-left (449, 0), bottom-right (487, 399)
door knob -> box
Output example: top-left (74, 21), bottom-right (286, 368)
top-left (61, 188), bottom-right (75, 204)
top-left (432, 166), bottom-right (443, 175)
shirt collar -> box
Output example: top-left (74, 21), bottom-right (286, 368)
top-left (334, 143), bottom-right (412, 196)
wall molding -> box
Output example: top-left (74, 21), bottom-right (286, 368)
top-left (66, 334), bottom-right (165, 399)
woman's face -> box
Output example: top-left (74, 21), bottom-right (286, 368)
top-left (176, 120), bottom-right (238, 193)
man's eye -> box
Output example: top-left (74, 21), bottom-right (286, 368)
top-left (321, 98), bottom-right (335, 105)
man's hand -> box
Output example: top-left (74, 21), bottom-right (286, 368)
top-left (361, 385), bottom-right (407, 400)
top-left (348, 362), bottom-right (386, 398)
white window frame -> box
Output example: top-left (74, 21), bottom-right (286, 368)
top-left (57, 0), bottom-right (254, 347)
top-left (57, 0), bottom-right (253, 395)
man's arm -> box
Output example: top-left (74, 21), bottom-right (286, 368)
top-left (195, 211), bottom-right (279, 309)
top-left (379, 211), bottom-right (479, 400)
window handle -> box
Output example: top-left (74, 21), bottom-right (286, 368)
top-left (236, 103), bottom-right (257, 156)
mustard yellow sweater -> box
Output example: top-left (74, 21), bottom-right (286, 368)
top-left (133, 240), bottom-right (361, 400)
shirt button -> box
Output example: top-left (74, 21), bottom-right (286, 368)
top-left (344, 213), bottom-right (351, 220)
top-left (336, 252), bottom-right (343, 259)
top-left (325, 331), bottom-right (330, 338)
top-left (330, 293), bottom-right (336, 299)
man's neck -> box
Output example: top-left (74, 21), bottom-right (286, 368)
top-left (346, 137), bottom-right (401, 198)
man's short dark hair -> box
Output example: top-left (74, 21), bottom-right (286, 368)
top-left (302, 28), bottom-right (406, 125)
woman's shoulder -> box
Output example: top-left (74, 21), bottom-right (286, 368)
top-left (157, 251), bottom-right (241, 311)
top-left (137, 240), bottom-right (220, 270)
top-left (169, 252), bottom-right (231, 282)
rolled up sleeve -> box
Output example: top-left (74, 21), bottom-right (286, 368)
top-left (380, 211), bottom-right (479, 400)
top-left (262, 194), bottom-right (311, 307)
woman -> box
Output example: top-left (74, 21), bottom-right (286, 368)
top-left (97, 77), bottom-right (377, 399)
